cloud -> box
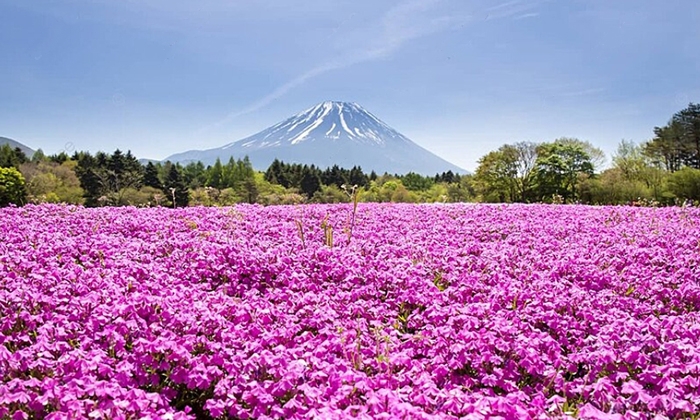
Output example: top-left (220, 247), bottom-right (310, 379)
top-left (202, 63), bottom-right (342, 126)
top-left (486, 0), bottom-right (524, 12)
top-left (525, 81), bottom-right (607, 98)
top-left (513, 12), bottom-right (540, 20)
top-left (199, 0), bottom-right (552, 133)
top-left (484, 0), bottom-right (548, 20)
top-left (198, 0), bottom-right (470, 133)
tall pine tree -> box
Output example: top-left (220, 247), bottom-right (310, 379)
top-left (207, 158), bottom-right (225, 189)
top-left (163, 164), bottom-right (189, 208)
top-left (300, 166), bottom-right (321, 198)
top-left (143, 162), bottom-right (162, 189)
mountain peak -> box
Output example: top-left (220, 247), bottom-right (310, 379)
top-left (165, 101), bottom-right (466, 175)
top-left (320, 100), bottom-right (356, 106)
top-left (276, 100), bottom-right (403, 147)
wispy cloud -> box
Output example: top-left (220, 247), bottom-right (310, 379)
top-left (198, 0), bottom-right (470, 133)
top-left (513, 12), bottom-right (540, 20)
top-left (200, 63), bottom-right (342, 129)
top-left (486, 0), bottom-right (524, 12)
top-left (484, 0), bottom-right (548, 20)
top-left (198, 0), bottom-right (554, 133)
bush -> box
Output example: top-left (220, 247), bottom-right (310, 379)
top-left (580, 168), bottom-right (653, 205)
top-left (312, 185), bottom-right (349, 203)
top-left (20, 161), bottom-right (85, 204)
top-left (391, 184), bottom-right (417, 203)
top-left (258, 192), bottom-right (305, 206)
top-left (0, 166), bottom-right (27, 206)
top-left (120, 186), bottom-right (166, 207)
top-left (668, 167), bottom-right (700, 201)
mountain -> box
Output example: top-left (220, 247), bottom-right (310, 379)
top-left (166, 101), bottom-right (465, 175)
top-left (1, 136), bottom-right (35, 157)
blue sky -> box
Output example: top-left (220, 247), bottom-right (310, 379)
top-left (1, 0), bottom-right (699, 171)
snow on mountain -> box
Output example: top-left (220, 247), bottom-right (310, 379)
top-left (165, 101), bottom-right (466, 175)
top-left (226, 101), bottom-right (411, 149)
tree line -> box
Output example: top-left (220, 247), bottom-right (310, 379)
top-left (1, 102), bottom-right (699, 207)
top-left (472, 103), bottom-right (700, 205)
top-left (0, 145), bottom-right (471, 207)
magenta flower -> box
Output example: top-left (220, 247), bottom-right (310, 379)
top-left (1, 203), bottom-right (699, 418)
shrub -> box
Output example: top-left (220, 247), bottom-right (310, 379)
top-left (0, 166), bottom-right (27, 206)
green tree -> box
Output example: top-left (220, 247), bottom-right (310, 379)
top-left (189, 187), bottom-right (215, 206)
top-left (436, 170), bottom-right (458, 184)
top-left (287, 163), bottom-right (304, 189)
top-left (74, 152), bottom-right (102, 206)
top-left (119, 186), bottom-right (166, 207)
top-left (207, 158), bottom-right (225, 189)
top-left (401, 172), bottom-right (433, 191)
top-left (241, 178), bottom-right (259, 204)
top-left (13, 147), bottom-right (29, 165)
top-left (163, 164), bottom-right (189, 207)
top-left (218, 188), bottom-right (241, 205)
top-left (446, 175), bottom-right (476, 202)
top-left (321, 165), bottom-right (349, 188)
top-left (31, 149), bottom-right (47, 163)
top-left (390, 183), bottom-right (417, 203)
top-left (143, 162), bottom-right (162, 189)
top-left (676, 103), bottom-right (700, 167)
top-left (20, 160), bottom-right (85, 204)
top-left (312, 184), bottom-right (350, 203)
top-left (299, 167), bottom-right (322, 198)
top-left (474, 146), bottom-right (519, 202)
top-left (255, 172), bottom-right (302, 205)
top-left (265, 159), bottom-right (290, 187)
top-left (510, 142), bottom-right (539, 201)
top-left (613, 139), bottom-right (668, 200)
top-left (182, 161), bottom-right (207, 189)
top-left (222, 157), bottom-right (238, 189)
top-left (123, 151), bottom-right (144, 179)
top-left (50, 152), bottom-right (70, 164)
top-left (421, 183), bottom-right (449, 202)
top-left (644, 122), bottom-right (686, 172)
top-left (534, 139), bottom-right (596, 202)
top-left (614, 140), bottom-right (648, 180)
top-left (360, 180), bottom-right (383, 202)
top-left (0, 144), bottom-right (22, 168)
top-left (668, 167), bottom-right (700, 201)
top-left (579, 168), bottom-right (653, 205)
top-left (554, 138), bottom-right (606, 172)
top-left (348, 166), bottom-right (368, 187)
top-left (0, 166), bottom-right (27, 206)
top-left (374, 179), bottom-right (403, 202)
top-left (474, 142), bottom-right (538, 202)
top-left (73, 150), bottom-right (144, 206)
top-left (99, 150), bottom-right (144, 204)
top-left (644, 103), bottom-right (700, 171)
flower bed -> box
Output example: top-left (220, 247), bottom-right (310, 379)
top-left (1, 204), bottom-right (699, 419)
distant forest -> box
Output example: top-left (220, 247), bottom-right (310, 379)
top-left (1, 102), bottom-right (699, 208)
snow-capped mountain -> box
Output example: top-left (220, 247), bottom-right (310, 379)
top-left (165, 101), bottom-right (465, 175)
top-left (234, 101), bottom-right (412, 149)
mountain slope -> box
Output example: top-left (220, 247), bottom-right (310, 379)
top-left (166, 101), bottom-right (465, 175)
top-left (0, 137), bottom-right (35, 157)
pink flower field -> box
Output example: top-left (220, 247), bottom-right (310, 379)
top-left (1, 203), bottom-right (700, 419)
